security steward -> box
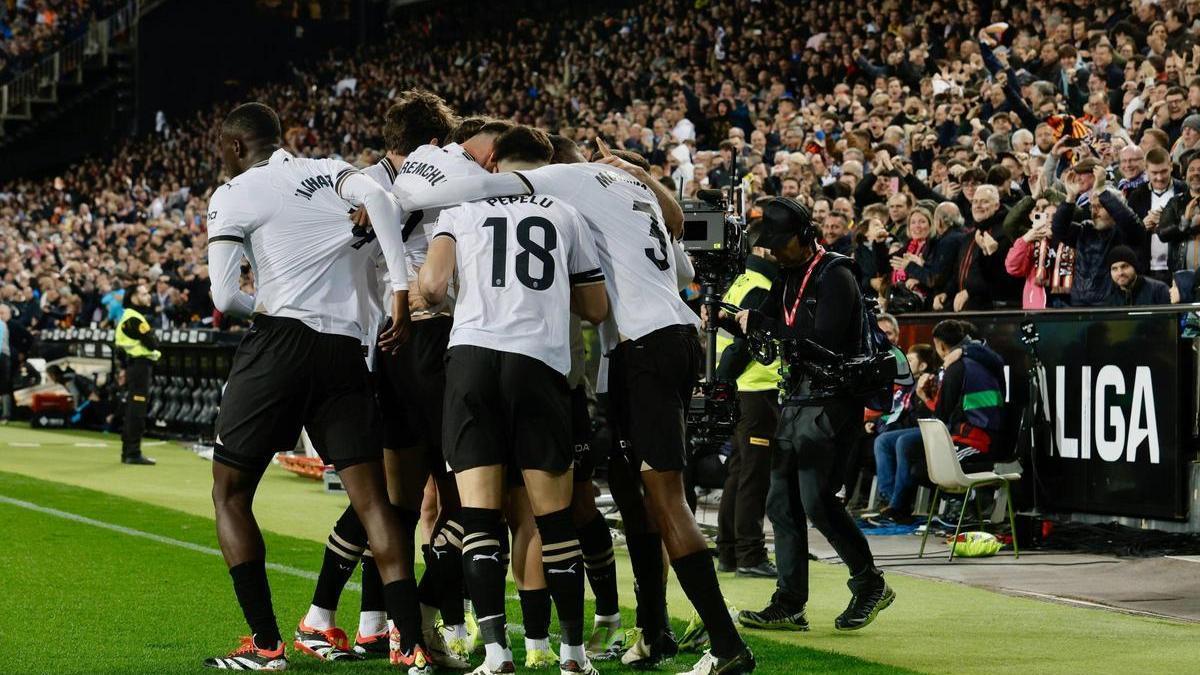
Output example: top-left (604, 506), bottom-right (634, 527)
top-left (713, 236), bottom-right (781, 579)
top-left (724, 198), bottom-right (893, 632)
top-left (114, 284), bottom-right (161, 465)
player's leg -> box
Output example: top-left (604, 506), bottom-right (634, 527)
top-left (428, 473), bottom-right (475, 658)
top-left (567, 388), bottom-right (621, 660)
top-left (204, 318), bottom-right (305, 670)
top-left (457, 466), bottom-right (511, 673)
top-left (623, 329), bottom-right (753, 673)
top-left (509, 353), bottom-right (593, 675)
top-left (208, 460), bottom-right (288, 670)
top-left (296, 503), bottom-right (367, 661)
top-left (444, 345), bottom-right (514, 674)
top-left (402, 315), bottom-right (471, 657)
top-left (307, 333), bottom-right (432, 672)
top-left (508, 485), bottom-right (556, 670)
top-left (603, 364), bottom-right (675, 669)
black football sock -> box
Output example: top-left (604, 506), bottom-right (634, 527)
top-left (461, 507), bottom-right (508, 648)
top-left (383, 578), bottom-right (422, 652)
top-left (672, 550), bottom-right (744, 659)
top-left (626, 532), bottom-right (668, 639)
top-left (312, 505), bottom-right (367, 611)
top-left (396, 507), bottom-right (420, 576)
top-left (230, 560), bottom-right (281, 650)
top-left (435, 519), bottom-right (466, 625)
top-left (518, 588), bottom-right (552, 641)
top-left (360, 550), bottom-right (385, 613)
top-left (577, 512), bottom-right (619, 617)
top-left (534, 508), bottom-right (585, 647)
top-left (417, 544), bottom-right (439, 608)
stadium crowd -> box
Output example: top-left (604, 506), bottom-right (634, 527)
top-left (5, 0), bottom-right (1200, 341)
top-left (0, 0), bottom-right (124, 82)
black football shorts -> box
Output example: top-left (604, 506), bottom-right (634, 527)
top-left (214, 315), bottom-right (382, 474)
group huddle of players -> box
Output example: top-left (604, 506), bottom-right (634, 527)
top-left (200, 90), bottom-right (755, 675)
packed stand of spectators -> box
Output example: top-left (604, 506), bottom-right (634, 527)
top-left (6, 0), bottom-right (1200, 365)
top-left (0, 0), bottom-right (123, 83)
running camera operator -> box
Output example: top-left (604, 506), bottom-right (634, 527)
top-left (721, 197), bottom-right (894, 632)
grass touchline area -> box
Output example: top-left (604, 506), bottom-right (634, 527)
top-left (2, 425), bottom-right (1199, 674)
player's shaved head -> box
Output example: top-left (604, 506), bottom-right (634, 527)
top-left (219, 102), bottom-right (282, 177)
top-left (549, 134), bottom-right (586, 164)
top-left (221, 102), bottom-right (281, 144)
top-left (383, 89), bottom-right (458, 154)
top-left (493, 126), bottom-right (554, 167)
top-left (611, 149), bottom-right (651, 172)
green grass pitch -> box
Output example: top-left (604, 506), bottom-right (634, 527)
top-left (1, 425), bottom-right (1198, 674)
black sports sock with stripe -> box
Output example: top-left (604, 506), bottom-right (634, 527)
top-left (312, 505), bottom-right (367, 611)
top-left (577, 511), bottom-right (619, 617)
top-left (534, 508), bottom-right (585, 646)
top-left (460, 507), bottom-right (508, 648)
top-left (230, 559), bottom-right (282, 650)
top-left (518, 588), bottom-right (552, 641)
top-left (435, 519), bottom-right (466, 625)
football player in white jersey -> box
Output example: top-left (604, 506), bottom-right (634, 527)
top-left (399, 139), bottom-right (755, 675)
top-left (294, 95), bottom-right (502, 667)
top-left (417, 126), bottom-right (609, 675)
top-left (203, 102), bottom-right (435, 673)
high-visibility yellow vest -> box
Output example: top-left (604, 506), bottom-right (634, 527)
top-left (716, 265), bottom-right (781, 391)
top-left (115, 307), bottom-right (162, 361)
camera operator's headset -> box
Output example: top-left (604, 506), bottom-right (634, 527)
top-left (763, 196), bottom-right (819, 249)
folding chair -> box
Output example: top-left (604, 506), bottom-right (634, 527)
top-left (917, 419), bottom-right (1021, 561)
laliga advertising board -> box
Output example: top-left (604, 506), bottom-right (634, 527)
top-left (901, 309), bottom-right (1189, 520)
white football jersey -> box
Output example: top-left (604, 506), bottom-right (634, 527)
top-left (206, 148), bottom-right (385, 342)
top-left (391, 143), bottom-right (486, 281)
top-left (432, 194), bottom-right (604, 376)
top-left (512, 163), bottom-right (699, 349)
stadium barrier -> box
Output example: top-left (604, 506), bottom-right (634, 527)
top-left (36, 326), bottom-right (240, 438)
top-left (30, 306), bottom-right (1200, 529)
top-left (897, 305), bottom-right (1200, 530)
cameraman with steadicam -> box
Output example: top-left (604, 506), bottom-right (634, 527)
top-left (719, 198), bottom-right (894, 634)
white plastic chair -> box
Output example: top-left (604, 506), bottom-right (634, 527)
top-left (917, 419), bottom-right (1021, 561)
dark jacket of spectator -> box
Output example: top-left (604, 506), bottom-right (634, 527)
top-left (1051, 189), bottom-right (1142, 306)
top-left (942, 210), bottom-right (1014, 310)
top-left (1106, 275), bottom-right (1171, 306)
top-left (1156, 191), bottom-right (1200, 273)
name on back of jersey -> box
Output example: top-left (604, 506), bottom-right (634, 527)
top-left (484, 194), bottom-right (556, 209)
top-left (594, 168), bottom-right (647, 191)
top-left (398, 159), bottom-right (447, 187)
top-left (293, 173), bottom-right (335, 201)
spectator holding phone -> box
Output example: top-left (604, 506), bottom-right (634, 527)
top-left (1006, 195), bottom-right (1065, 309)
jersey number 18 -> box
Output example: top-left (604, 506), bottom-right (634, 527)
top-left (482, 216), bottom-right (557, 290)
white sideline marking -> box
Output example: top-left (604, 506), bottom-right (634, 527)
top-left (0, 493), bottom-right (361, 592)
top-left (7, 442), bottom-right (41, 447)
top-left (73, 442), bottom-right (109, 447)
